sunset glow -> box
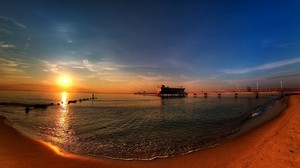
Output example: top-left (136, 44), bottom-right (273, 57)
top-left (57, 76), bottom-right (71, 88)
top-left (61, 92), bottom-right (68, 106)
top-left (0, 1), bottom-right (300, 93)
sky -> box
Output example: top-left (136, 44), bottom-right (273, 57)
top-left (1, 0), bottom-right (300, 93)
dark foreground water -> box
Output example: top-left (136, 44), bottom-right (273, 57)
top-left (0, 91), bottom-right (281, 160)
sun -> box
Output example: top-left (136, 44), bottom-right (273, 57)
top-left (61, 78), bottom-right (68, 85)
top-left (57, 75), bottom-right (72, 88)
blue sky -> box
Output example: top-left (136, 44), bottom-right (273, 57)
top-left (1, 0), bottom-right (300, 92)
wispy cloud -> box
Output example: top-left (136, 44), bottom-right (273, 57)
top-left (82, 59), bottom-right (97, 72)
top-left (266, 73), bottom-right (300, 80)
top-left (137, 74), bottom-right (170, 82)
top-left (0, 57), bottom-right (28, 75)
top-left (0, 57), bottom-right (18, 66)
top-left (1, 75), bottom-right (32, 79)
top-left (180, 75), bottom-right (189, 79)
top-left (40, 60), bottom-right (62, 73)
top-left (223, 57), bottom-right (300, 74)
top-left (276, 42), bottom-right (299, 48)
top-left (38, 58), bottom-right (122, 78)
top-left (37, 58), bottom-right (199, 84)
top-left (82, 59), bottom-right (119, 72)
top-left (0, 16), bottom-right (27, 29)
top-left (208, 74), bottom-right (220, 79)
top-left (0, 42), bottom-right (15, 48)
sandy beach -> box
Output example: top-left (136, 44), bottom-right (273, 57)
top-left (1, 95), bottom-right (300, 168)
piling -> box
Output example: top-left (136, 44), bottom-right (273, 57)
top-left (234, 93), bottom-right (238, 98)
top-left (25, 107), bottom-right (29, 113)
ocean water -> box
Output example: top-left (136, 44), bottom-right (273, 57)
top-left (0, 91), bottom-right (281, 160)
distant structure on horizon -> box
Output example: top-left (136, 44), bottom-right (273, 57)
top-left (158, 85), bottom-right (187, 98)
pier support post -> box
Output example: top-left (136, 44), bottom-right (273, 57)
top-left (234, 93), bottom-right (238, 98)
top-left (25, 107), bottom-right (29, 113)
top-left (255, 92), bottom-right (259, 99)
top-left (204, 93), bottom-right (208, 98)
top-left (217, 93), bottom-right (221, 98)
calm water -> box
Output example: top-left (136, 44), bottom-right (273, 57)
top-left (0, 91), bottom-right (280, 160)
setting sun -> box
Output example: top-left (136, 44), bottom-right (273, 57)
top-left (61, 78), bottom-right (68, 85)
top-left (57, 76), bottom-right (72, 88)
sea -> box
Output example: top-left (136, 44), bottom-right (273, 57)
top-left (0, 91), bottom-right (282, 160)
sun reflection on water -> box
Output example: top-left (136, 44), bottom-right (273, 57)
top-left (57, 92), bottom-right (69, 143)
top-left (61, 92), bottom-right (68, 107)
top-left (47, 92), bottom-right (77, 151)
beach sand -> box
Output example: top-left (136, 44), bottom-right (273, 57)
top-left (1, 95), bottom-right (300, 168)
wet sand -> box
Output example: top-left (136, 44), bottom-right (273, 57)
top-left (1, 95), bottom-right (300, 168)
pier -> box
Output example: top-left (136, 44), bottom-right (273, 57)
top-left (193, 89), bottom-right (300, 98)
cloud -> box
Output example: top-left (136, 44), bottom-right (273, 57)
top-left (1, 75), bottom-right (32, 79)
top-left (180, 75), bottom-right (189, 79)
top-left (36, 59), bottom-right (62, 73)
top-left (208, 74), bottom-right (220, 79)
top-left (181, 79), bottom-right (202, 86)
top-left (0, 57), bottom-right (19, 67)
top-left (0, 57), bottom-right (27, 75)
top-left (0, 42), bottom-right (16, 48)
top-left (82, 59), bottom-right (97, 72)
top-left (276, 42), bottom-right (299, 48)
top-left (37, 58), bottom-right (196, 84)
top-left (0, 16), bottom-right (27, 29)
top-left (38, 58), bottom-right (121, 75)
top-left (266, 73), bottom-right (300, 80)
top-left (73, 66), bottom-right (85, 69)
top-left (223, 57), bottom-right (300, 74)
top-left (137, 74), bottom-right (170, 81)
top-left (81, 59), bottom-right (119, 72)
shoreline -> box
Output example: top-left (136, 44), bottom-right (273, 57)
top-left (1, 95), bottom-right (300, 167)
top-left (230, 96), bottom-right (287, 139)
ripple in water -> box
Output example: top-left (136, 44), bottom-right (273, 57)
top-left (0, 92), bottom-right (281, 160)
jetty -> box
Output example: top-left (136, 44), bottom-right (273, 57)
top-left (158, 85), bottom-right (188, 98)
top-left (0, 93), bottom-right (98, 113)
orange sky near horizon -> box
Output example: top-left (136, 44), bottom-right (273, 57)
top-left (0, 74), bottom-right (163, 93)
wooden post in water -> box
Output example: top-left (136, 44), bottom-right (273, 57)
top-left (193, 93), bottom-right (197, 98)
top-left (25, 107), bottom-right (29, 113)
top-left (255, 92), bottom-right (259, 99)
top-left (234, 93), bottom-right (238, 98)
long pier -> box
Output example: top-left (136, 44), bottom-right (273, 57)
top-left (191, 90), bottom-right (300, 98)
